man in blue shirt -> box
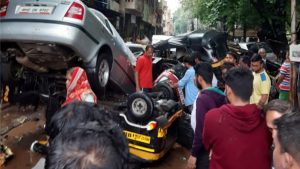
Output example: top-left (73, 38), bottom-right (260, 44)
top-left (171, 56), bottom-right (199, 113)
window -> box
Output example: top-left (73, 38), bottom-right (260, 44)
top-left (105, 20), bottom-right (113, 35)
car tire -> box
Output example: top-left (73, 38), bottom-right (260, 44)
top-left (95, 53), bottom-right (111, 96)
top-left (153, 82), bottom-right (176, 100)
top-left (176, 113), bottom-right (194, 149)
top-left (127, 92), bottom-right (154, 123)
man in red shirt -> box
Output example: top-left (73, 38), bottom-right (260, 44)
top-left (203, 67), bottom-right (272, 169)
top-left (135, 45), bottom-right (153, 92)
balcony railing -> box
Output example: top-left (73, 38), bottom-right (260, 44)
top-left (81, 0), bottom-right (120, 13)
top-left (125, 0), bottom-right (143, 14)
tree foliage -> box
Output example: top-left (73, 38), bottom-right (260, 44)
top-left (181, 0), bottom-right (261, 31)
top-left (180, 0), bottom-right (300, 54)
top-left (173, 7), bottom-right (192, 35)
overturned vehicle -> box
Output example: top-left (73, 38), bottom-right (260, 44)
top-left (0, 0), bottom-right (137, 102)
top-left (152, 30), bottom-right (228, 102)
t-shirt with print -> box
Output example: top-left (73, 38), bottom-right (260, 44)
top-left (279, 61), bottom-right (290, 91)
top-left (250, 70), bottom-right (271, 104)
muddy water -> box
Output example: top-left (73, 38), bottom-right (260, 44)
top-left (1, 104), bottom-right (45, 169)
top-left (1, 122), bottom-right (44, 169)
top-left (141, 143), bottom-right (190, 169)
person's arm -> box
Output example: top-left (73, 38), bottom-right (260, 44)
top-left (276, 75), bottom-right (284, 90)
top-left (202, 109), bottom-right (217, 151)
top-left (187, 96), bottom-right (215, 168)
top-left (276, 64), bottom-right (287, 90)
top-left (135, 58), bottom-right (143, 92)
top-left (257, 94), bottom-right (269, 109)
top-left (135, 71), bottom-right (140, 92)
top-left (177, 69), bottom-right (192, 88)
top-left (258, 74), bottom-right (271, 108)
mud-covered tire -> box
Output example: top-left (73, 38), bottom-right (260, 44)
top-left (176, 113), bottom-right (194, 149)
top-left (127, 92), bottom-right (154, 123)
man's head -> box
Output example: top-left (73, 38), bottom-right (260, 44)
top-left (46, 121), bottom-right (128, 169)
top-left (191, 52), bottom-right (201, 65)
top-left (264, 99), bottom-right (291, 133)
top-left (273, 112), bottom-right (300, 169)
top-left (251, 54), bottom-right (264, 73)
top-left (224, 67), bottom-right (253, 103)
top-left (183, 56), bottom-right (195, 68)
top-left (221, 62), bottom-right (235, 80)
top-left (48, 102), bottom-right (117, 140)
top-left (224, 52), bottom-right (237, 65)
top-left (145, 45), bottom-right (154, 57)
top-left (239, 55), bottom-right (251, 69)
top-left (258, 48), bottom-right (267, 59)
top-left (194, 63), bottom-right (213, 90)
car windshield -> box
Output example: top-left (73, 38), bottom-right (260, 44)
top-left (129, 47), bottom-right (143, 54)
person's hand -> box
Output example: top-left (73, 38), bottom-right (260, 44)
top-left (275, 84), bottom-right (280, 90)
top-left (186, 155), bottom-right (196, 169)
top-left (257, 103), bottom-right (264, 109)
top-left (136, 86), bottom-right (140, 92)
top-left (169, 81), bottom-right (175, 88)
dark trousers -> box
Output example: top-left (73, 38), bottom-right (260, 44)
top-left (141, 88), bottom-right (152, 93)
top-left (196, 151), bottom-right (209, 169)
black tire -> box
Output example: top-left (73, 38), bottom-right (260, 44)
top-left (153, 82), bottom-right (176, 100)
top-left (95, 53), bottom-right (111, 96)
top-left (127, 92), bottom-right (154, 123)
top-left (176, 113), bottom-right (194, 149)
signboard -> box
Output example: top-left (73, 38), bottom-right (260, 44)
top-left (290, 44), bottom-right (300, 62)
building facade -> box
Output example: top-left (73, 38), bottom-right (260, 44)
top-left (82, 0), bottom-right (163, 43)
top-left (162, 0), bottom-right (173, 36)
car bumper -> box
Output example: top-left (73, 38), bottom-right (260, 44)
top-left (0, 19), bottom-right (99, 64)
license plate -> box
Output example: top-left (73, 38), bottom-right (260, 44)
top-left (15, 5), bottom-right (54, 15)
top-left (124, 130), bottom-right (151, 144)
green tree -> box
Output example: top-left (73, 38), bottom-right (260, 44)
top-left (181, 0), bottom-right (298, 54)
top-left (173, 8), bottom-right (192, 35)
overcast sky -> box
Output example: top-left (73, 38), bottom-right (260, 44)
top-left (166, 0), bottom-right (180, 14)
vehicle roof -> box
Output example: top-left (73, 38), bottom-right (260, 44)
top-left (152, 35), bottom-right (173, 45)
top-left (125, 42), bottom-right (145, 49)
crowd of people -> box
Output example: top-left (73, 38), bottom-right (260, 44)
top-left (29, 44), bottom-right (298, 169)
top-left (134, 45), bottom-right (298, 169)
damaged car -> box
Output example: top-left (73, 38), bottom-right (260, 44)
top-left (0, 0), bottom-right (136, 98)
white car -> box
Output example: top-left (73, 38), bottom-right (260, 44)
top-left (125, 42), bottom-right (145, 58)
top-left (0, 0), bottom-right (137, 96)
top-left (239, 42), bottom-right (277, 61)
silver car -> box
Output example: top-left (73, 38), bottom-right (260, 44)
top-left (0, 0), bottom-right (136, 95)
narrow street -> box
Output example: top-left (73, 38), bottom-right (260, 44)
top-left (0, 103), bottom-right (190, 169)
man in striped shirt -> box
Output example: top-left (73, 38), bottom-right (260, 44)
top-left (276, 51), bottom-right (290, 101)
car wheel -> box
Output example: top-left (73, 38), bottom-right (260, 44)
top-left (96, 53), bottom-right (111, 95)
top-left (127, 92), bottom-right (154, 123)
top-left (153, 82), bottom-right (176, 100)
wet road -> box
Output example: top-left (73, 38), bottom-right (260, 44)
top-left (0, 103), bottom-right (190, 169)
